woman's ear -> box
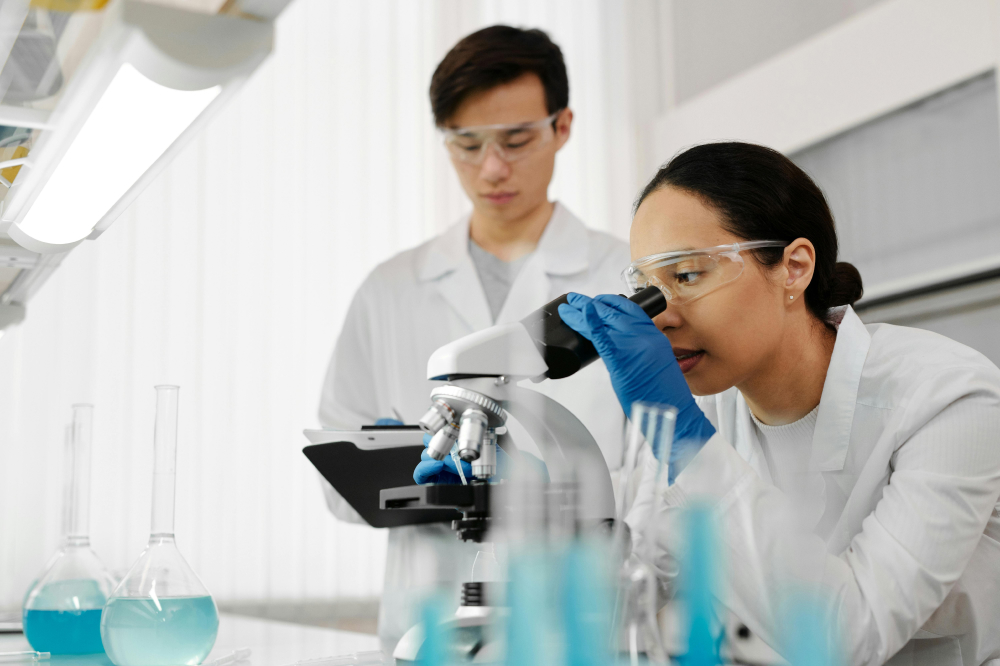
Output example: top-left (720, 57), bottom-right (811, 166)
top-left (783, 238), bottom-right (816, 302)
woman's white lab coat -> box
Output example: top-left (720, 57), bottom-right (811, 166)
top-left (629, 306), bottom-right (1000, 665)
top-left (318, 203), bottom-right (630, 651)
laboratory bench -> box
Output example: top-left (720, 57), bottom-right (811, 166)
top-left (0, 613), bottom-right (381, 666)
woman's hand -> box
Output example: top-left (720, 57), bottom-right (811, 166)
top-left (558, 293), bottom-right (716, 482)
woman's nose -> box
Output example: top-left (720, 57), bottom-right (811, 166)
top-left (652, 304), bottom-right (683, 332)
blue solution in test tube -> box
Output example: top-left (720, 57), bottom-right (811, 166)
top-left (682, 505), bottom-right (719, 666)
top-left (505, 551), bottom-right (549, 666)
top-left (416, 596), bottom-right (447, 666)
top-left (561, 542), bottom-right (613, 666)
top-left (782, 591), bottom-right (841, 666)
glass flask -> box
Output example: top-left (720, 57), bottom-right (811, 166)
top-left (613, 402), bottom-right (677, 666)
top-left (22, 404), bottom-right (116, 654)
top-left (101, 386), bottom-right (219, 666)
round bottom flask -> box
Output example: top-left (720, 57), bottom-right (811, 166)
top-left (22, 538), bottom-right (115, 654)
top-left (100, 535), bottom-right (218, 666)
top-left (101, 386), bottom-right (218, 666)
top-left (22, 405), bottom-right (115, 654)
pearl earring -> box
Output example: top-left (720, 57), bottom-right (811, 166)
top-left (789, 295), bottom-right (794, 300)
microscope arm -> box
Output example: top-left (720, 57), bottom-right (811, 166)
top-left (466, 378), bottom-right (615, 523)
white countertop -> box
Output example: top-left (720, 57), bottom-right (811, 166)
top-left (0, 613), bottom-right (382, 666)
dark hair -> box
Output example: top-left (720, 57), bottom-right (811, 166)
top-left (635, 142), bottom-right (863, 324)
top-left (429, 25), bottom-right (568, 126)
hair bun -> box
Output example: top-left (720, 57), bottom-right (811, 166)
top-left (831, 261), bottom-right (863, 306)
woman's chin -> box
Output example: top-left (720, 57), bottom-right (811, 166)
top-left (685, 364), bottom-right (733, 397)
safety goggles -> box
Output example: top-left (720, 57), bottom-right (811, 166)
top-left (441, 111), bottom-right (562, 165)
top-left (621, 241), bottom-right (788, 305)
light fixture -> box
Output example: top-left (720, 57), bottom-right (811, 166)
top-left (12, 65), bottom-right (219, 249)
top-left (2, 1), bottom-right (272, 253)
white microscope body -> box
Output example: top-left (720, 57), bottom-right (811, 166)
top-left (390, 288), bottom-right (667, 664)
top-left (420, 320), bottom-right (616, 524)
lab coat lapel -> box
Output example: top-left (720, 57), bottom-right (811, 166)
top-left (810, 306), bottom-right (871, 472)
top-left (417, 216), bottom-right (492, 333)
top-left (495, 203), bottom-right (590, 324)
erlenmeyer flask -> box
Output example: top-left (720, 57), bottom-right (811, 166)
top-left (22, 404), bottom-right (116, 654)
top-left (101, 386), bottom-right (218, 666)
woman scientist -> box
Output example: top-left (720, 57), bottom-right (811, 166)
top-left (557, 142), bottom-right (1000, 666)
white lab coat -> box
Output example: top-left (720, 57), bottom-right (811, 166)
top-left (318, 203), bottom-right (630, 651)
top-left (629, 306), bottom-right (1000, 666)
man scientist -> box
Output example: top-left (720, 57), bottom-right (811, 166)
top-left (317, 25), bottom-right (630, 652)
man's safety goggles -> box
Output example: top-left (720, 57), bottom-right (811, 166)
top-left (441, 111), bottom-right (562, 165)
top-left (621, 241), bottom-right (789, 305)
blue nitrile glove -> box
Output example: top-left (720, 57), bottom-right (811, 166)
top-left (557, 293), bottom-right (716, 483)
top-left (414, 432), bottom-right (474, 484)
top-left (374, 418), bottom-right (470, 484)
top-left (413, 433), bottom-right (550, 485)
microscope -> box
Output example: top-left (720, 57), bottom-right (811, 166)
top-left (382, 287), bottom-right (666, 664)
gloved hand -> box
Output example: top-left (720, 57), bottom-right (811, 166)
top-left (557, 293), bottom-right (716, 483)
top-left (374, 418), bottom-right (470, 484)
top-left (413, 434), bottom-right (550, 485)
top-left (413, 433), bottom-right (474, 484)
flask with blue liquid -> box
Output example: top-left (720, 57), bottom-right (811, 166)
top-left (100, 385), bottom-right (219, 666)
top-left (22, 404), bottom-right (116, 654)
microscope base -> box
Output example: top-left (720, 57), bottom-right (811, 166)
top-left (392, 605), bottom-right (506, 665)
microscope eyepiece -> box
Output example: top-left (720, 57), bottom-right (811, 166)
top-left (520, 285), bottom-right (667, 380)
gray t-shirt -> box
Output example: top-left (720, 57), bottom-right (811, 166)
top-left (468, 238), bottom-right (533, 322)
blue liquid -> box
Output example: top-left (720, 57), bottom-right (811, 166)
top-left (100, 596), bottom-right (218, 666)
top-left (23, 608), bottom-right (105, 654)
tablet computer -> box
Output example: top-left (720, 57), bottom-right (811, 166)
top-left (302, 426), bottom-right (458, 528)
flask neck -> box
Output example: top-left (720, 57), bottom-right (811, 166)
top-left (64, 535), bottom-right (91, 548)
top-left (148, 533), bottom-right (176, 546)
top-left (151, 386), bottom-right (180, 536)
top-left (65, 404), bottom-right (94, 540)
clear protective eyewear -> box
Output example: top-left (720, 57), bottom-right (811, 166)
top-left (621, 240), bottom-right (789, 305)
top-left (441, 111), bottom-right (562, 165)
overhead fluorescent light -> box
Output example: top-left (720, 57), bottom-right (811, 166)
top-left (13, 64), bottom-right (218, 249)
top-left (2, 1), bottom-right (272, 254)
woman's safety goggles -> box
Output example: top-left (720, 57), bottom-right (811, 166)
top-left (621, 241), bottom-right (789, 305)
top-left (441, 111), bottom-right (562, 165)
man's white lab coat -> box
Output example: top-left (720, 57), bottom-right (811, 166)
top-left (630, 306), bottom-right (1000, 665)
top-left (319, 203), bottom-right (630, 650)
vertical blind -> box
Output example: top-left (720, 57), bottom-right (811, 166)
top-left (792, 72), bottom-right (1000, 290)
top-left (791, 72), bottom-right (1000, 366)
top-left (0, 0), bottom-right (656, 605)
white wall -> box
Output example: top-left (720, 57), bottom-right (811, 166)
top-left (0, 0), bottom-right (660, 607)
top-left (671, 0), bottom-right (885, 103)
